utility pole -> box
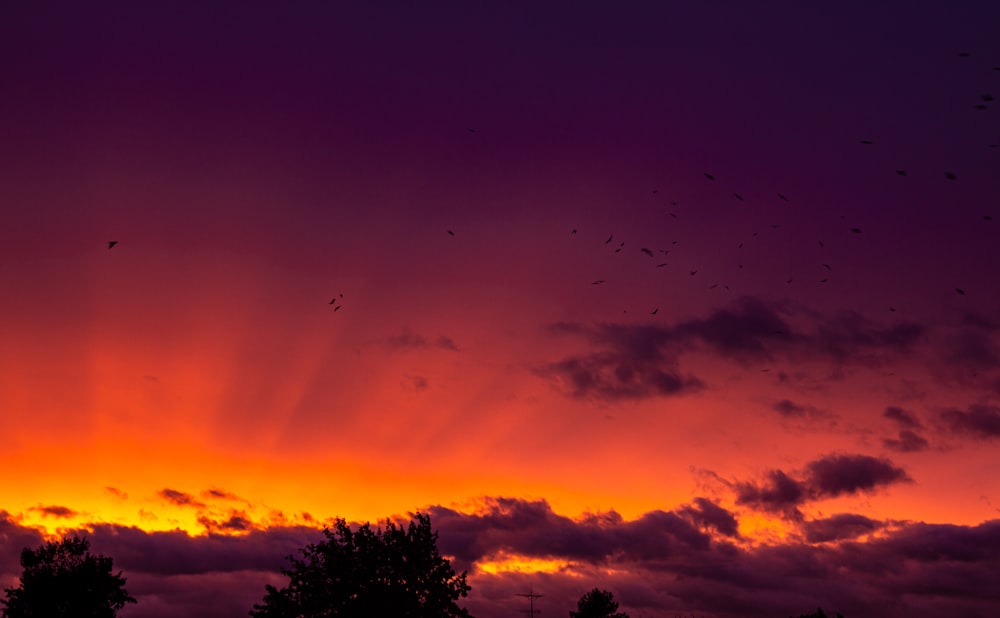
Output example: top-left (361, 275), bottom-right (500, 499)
top-left (516, 586), bottom-right (543, 616)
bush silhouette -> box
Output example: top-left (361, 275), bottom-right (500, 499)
top-left (570, 588), bottom-right (629, 618)
top-left (250, 512), bottom-right (472, 617)
top-left (1, 536), bottom-right (136, 618)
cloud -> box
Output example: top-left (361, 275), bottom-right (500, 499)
top-left (105, 486), bottom-right (129, 500)
top-left (804, 453), bottom-right (911, 498)
top-left (29, 504), bottom-right (77, 518)
top-left (940, 404), bottom-right (1000, 439)
top-left (387, 329), bottom-right (459, 351)
top-left (801, 514), bottom-right (885, 543)
top-left (678, 497), bottom-right (740, 537)
top-left (735, 454), bottom-right (912, 519)
top-left (159, 488), bottom-right (207, 508)
top-left (883, 429), bottom-right (930, 452)
top-left (539, 297), bottom-right (927, 401)
top-left (672, 296), bottom-right (792, 360)
top-left (1, 501), bottom-right (999, 618)
top-left (202, 489), bottom-right (245, 502)
top-left (884, 406), bottom-right (922, 429)
top-left (735, 470), bottom-right (808, 518)
top-left (539, 354), bottom-right (703, 401)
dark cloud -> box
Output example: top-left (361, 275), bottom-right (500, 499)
top-left (946, 329), bottom-right (1000, 369)
top-left (678, 497), bottom-right (740, 537)
top-left (198, 512), bottom-right (255, 534)
top-left (804, 454), bottom-right (911, 498)
top-left (673, 296), bottom-right (791, 360)
top-left (883, 429), bottom-right (930, 452)
top-left (735, 454), bottom-right (911, 519)
top-left (884, 406), bottom-right (922, 429)
top-left (2, 503), bottom-right (999, 617)
top-left (941, 404), bottom-right (1000, 439)
top-left (105, 486), bottom-right (129, 500)
top-left (735, 470), bottom-right (808, 518)
top-left (539, 354), bottom-right (703, 400)
top-left (801, 513), bottom-right (884, 543)
top-left (202, 489), bottom-right (244, 502)
top-left (541, 298), bottom-right (927, 401)
top-left (387, 329), bottom-right (459, 351)
top-left (30, 504), bottom-right (77, 518)
top-left (424, 497), bottom-right (718, 571)
top-left (159, 488), bottom-right (206, 508)
top-left (771, 399), bottom-right (835, 427)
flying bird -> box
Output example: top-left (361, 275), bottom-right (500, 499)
top-left (656, 262), bottom-right (668, 268)
top-left (704, 173), bottom-right (715, 180)
top-left (777, 193), bottom-right (788, 201)
top-left (447, 229), bottom-right (455, 236)
top-left (592, 279), bottom-right (606, 285)
top-left (984, 215), bottom-right (993, 221)
top-left (605, 235), bottom-right (613, 244)
top-left (945, 171), bottom-right (957, 180)
top-left (690, 270), bottom-right (698, 276)
top-left (818, 240), bottom-right (825, 247)
top-left (641, 248), bottom-right (653, 257)
top-left (851, 227), bottom-right (862, 234)
top-left (107, 241), bottom-right (118, 249)
top-left (956, 288), bottom-right (966, 295)
top-left (860, 140), bottom-right (873, 144)
top-left (822, 263), bottom-right (832, 271)
top-left (650, 308), bottom-right (659, 315)
top-left (895, 170), bottom-right (907, 176)
top-left (958, 51), bottom-right (971, 57)
top-left (334, 305), bottom-right (342, 311)
top-left (734, 193), bottom-right (743, 201)
top-left (982, 94), bottom-right (994, 102)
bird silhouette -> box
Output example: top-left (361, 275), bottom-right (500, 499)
top-left (851, 227), bottom-right (862, 234)
top-left (605, 235), bottom-right (613, 244)
top-left (650, 308), bottom-right (659, 315)
top-left (592, 279), bottom-right (606, 285)
top-left (447, 229), bottom-right (455, 236)
top-left (107, 241), bottom-right (118, 249)
top-left (822, 263), bottom-right (832, 271)
top-left (777, 193), bottom-right (788, 201)
top-left (641, 248), bottom-right (653, 257)
top-left (860, 140), bottom-right (873, 144)
top-left (956, 288), bottom-right (966, 295)
top-left (704, 173), bottom-right (715, 180)
top-left (734, 193), bottom-right (743, 201)
top-left (945, 171), bottom-right (957, 180)
top-left (690, 270), bottom-right (698, 276)
top-left (571, 229), bottom-right (578, 234)
top-left (895, 170), bottom-right (907, 176)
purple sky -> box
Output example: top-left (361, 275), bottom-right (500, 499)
top-left (1, 1), bottom-right (999, 616)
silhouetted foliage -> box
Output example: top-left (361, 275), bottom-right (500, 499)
top-left (569, 588), bottom-right (629, 618)
top-left (790, 609), bottom-right (844, 618)
top-left (1, 536), bottom-right (136, 618)
top-left (250, 512), bottom-right (472, 617)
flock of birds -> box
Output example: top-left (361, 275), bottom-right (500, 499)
top-left (102, 53), bottom-right (994, 321)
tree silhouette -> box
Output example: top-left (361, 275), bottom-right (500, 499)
top-left (1, 536), bottom-right (136, 618)
top-left (250, 512), bottom-right (472, 617)
top-left (569, 588), bottom-right (629, 618)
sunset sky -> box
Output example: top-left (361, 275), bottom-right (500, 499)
top-left (2, 2), bottom-right (999, 616)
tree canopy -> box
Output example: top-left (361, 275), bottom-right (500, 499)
top-left (1, 536), bottom-right (136, 618)
top-left (569, 588), bottom-right (629, 618)
top-left (250, 512), bottom-right (472, 618)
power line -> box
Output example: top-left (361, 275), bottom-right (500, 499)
top-left (515, 586), bottom-right (543, 616)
